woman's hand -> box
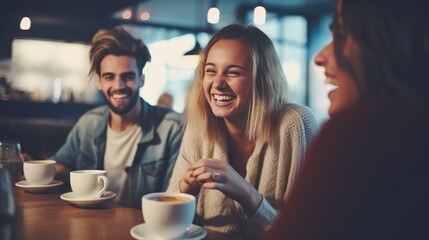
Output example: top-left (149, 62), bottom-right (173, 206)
top-left (189, 158), bottom-right (263, 216)
top-left (179, 166), bottom-right (202, 194)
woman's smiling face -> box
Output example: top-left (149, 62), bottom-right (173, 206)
top-left (314, 0), bottom-right (361, 117)
top-left (314, 38), bottom-right (359, 117)
top-left (203, 39), bottom-right (252, 121)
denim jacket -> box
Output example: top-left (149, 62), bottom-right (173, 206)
top-left (52, 98), bottom-right (183, 208)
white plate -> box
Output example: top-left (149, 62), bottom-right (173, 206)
top-left (60, 191), bottom-right (117, 207)
top-left (15, 180), bottom-right (63, 193)
top-left (130, 223), bottom-right (207, 240)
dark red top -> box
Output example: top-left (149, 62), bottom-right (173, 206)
top-left (265, 100), bottom-right (429, 240)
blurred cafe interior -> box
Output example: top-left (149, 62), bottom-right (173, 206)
top-left (0, 0), bottom-right (334, 159)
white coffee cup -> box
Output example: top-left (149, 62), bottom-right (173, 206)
top-left (142, 192), bottom-right (196, 239)
top-left (70, 170), bottom-right (109, 199)
top-left (23, 160), bottom-right (56, 185)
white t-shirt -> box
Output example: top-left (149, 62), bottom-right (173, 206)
top-left (104, 124), bottom-right (142, 202)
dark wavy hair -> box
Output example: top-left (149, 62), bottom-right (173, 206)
top-left (332, 0), bottom-right (429, 101)
top-left (89, 26), bottom-right (151, 78)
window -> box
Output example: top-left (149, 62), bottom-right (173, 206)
top-left (124, 25), bottom-right (211, 112)
top-left (10, 39), bottom-right (100, 104)
top-left (245, 13), bottom-right (308, 106)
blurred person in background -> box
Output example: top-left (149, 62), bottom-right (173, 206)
top-left (157, 91), bottom-right (174, 109)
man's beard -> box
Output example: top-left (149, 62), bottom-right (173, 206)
top-left (101, 90), bottom-right (140, 115)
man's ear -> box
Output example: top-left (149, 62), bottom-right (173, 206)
top-left (140, 74), bottom-right (145, 88)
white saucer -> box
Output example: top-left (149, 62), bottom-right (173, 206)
top-left (130, 223), bottom-right (207, 240)
top-left (60, 191), bottom-right (117, 207)
top-left (15, 180), bottom-right (63, 193)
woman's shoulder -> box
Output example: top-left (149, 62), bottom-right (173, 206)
top-left (325, 100), bottom-right (429, 137)
top-left (181, 124), bottom-right (206, 147)
top-left (278, 103), bottom-right (318, 129)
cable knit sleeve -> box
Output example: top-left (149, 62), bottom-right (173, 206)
top-left (245, 104), bottom-right (318, 238)
top-left (246, 197), bottom-right (278, 235)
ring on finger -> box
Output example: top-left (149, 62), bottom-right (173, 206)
top-left (212, 171), bottom-right (221, 182)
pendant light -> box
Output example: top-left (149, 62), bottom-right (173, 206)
top-left (253, 0), bottom-right (266, 25)
top-left (20, 16), bottom-right (31, 30)
top-left (207, 0), bottom-right (220, 24)
top-left (179, 34), bottom-right (202, 69)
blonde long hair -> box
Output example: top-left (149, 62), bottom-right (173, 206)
top-left (186, 24), bottom-right (289, 145)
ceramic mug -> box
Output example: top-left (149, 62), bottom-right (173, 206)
top-left (142, 192), bottom-right (196, 239)
top-left (23, 160), bottom-right (56, 185)
top-left (70, 170), bottom-right (109, 199)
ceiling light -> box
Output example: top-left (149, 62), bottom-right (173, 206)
top-left (170, 34), bottom-right (202, 69)
top-left (253, 1), bottom-right (266, 25)
top-left (140, 11), bottom-right (150, 21)
top-left (180, 38), bottom-right (201, 69)
top-left (184, 40), bottom-right (201, 56)
top-left (122, 9), bottom-right (132, 20)
top-left (207, 0), bottom-right (220, 24)
top-left (20, 17), bottom-right (31, 30)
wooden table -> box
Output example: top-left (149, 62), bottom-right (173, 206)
top-left (9, 186), bottom-right (241, 240)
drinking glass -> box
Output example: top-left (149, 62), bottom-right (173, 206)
top-left (0, 142), bottom-right (20, 240)
top-left (0, 168), bottom-right (16, 218)
top-left (0, 168), bottom-right (16, 240)
top-left (0, 141), bottom-right (22, 184)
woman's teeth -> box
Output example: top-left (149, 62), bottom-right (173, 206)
top-left (213, 94), bottom-right (234, 102)
top-left (325, 78), bottom-right (338, 85)
top-left (325, 79), bottom-right (339, 90)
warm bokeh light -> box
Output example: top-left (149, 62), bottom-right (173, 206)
top-left (140, 11), bottom-right (150, 21)
top-left (253, 6), bottom-right (266, 25)
top-left (122, 9), bottom-right (132, 20)
top-left (207, 7), bottom-right (220, 24)
top-left (20, 17), bottom-right (31, 30)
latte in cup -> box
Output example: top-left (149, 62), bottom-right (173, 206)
top-left (151, 196), bottom-right (192, 202)
top-left (23, 160), bottom-right (56, 185)
top-left (142, 192), bottom-right (196, 239)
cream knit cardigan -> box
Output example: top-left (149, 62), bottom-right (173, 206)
top-left (167, 103), bottom-right (318, 239)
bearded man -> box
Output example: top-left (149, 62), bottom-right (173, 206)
top-left (52, 27), bottom-right (183, 208)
